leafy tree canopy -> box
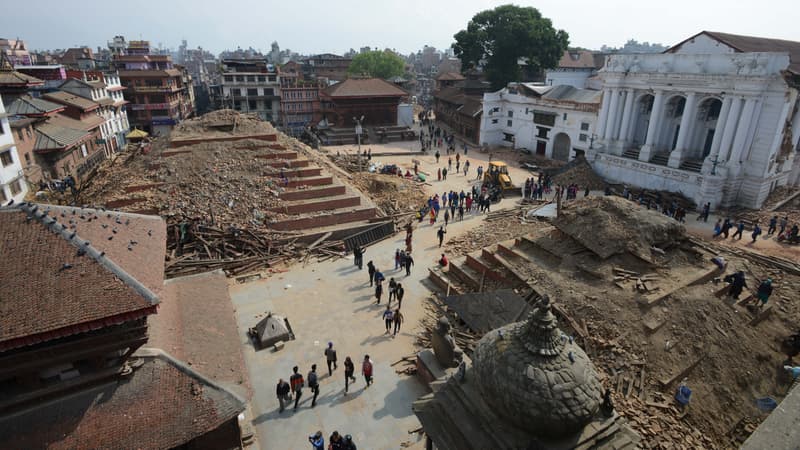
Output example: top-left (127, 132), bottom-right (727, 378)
top-left (347, 50), bottom-right (406, 79)
top-left (452, 4), bottom-right (569, 89)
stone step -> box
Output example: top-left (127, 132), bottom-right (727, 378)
top-left (649, 154), bottom-right (669, 166)
top-left (282, 176), bottom-right (333, 188)
top-left (466, 250), bottom-right (515, 286)
top-left (266, 159), bottom-right (309, 169)
top-left (253, 151), bottom-right (298, 160)
top-left (621, 148), bottom-right (640, 160)
top-left (447, 257), bottom-right (482, 291)
top-left (279, 185), bottom-right (346, 201)
top-left (269, 207), bottom-right (376, 231)
top-left (679, 159), bottom-right (703, 173)
top-left (427, 267), bottom-right (463, 296)
top-left (265, 167), bottom-right (322, 178)
top-left (269, 194), bottom-right (361, 215)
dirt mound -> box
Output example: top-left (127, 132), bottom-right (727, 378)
top-left (547, 156), bottom-right (606, 190)
top-left (555, 196), bottom-right (687, 260)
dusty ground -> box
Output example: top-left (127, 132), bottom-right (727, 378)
top-left (225, 139), bottom-right (523, 449)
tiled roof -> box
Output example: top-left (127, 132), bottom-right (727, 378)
top-left (668, 31), bottom-right (800, 75)
top-left (323, 78), bottom-right (408, 98)
top-left (556, 50), bottom-right (605, 69)
top-left (0, 204), bottom-right (160, 350)
top-left (436, 72), bottom-right (466, 81)
top-left (0, 67), bottom-right (44, 87)
top-left (48, 112), bottom-right (104, 131)
top-left (59, 47), bottom-right (94, 64)
top-left (42, 205), bottom-right (167, 297)
top-left (34, 122), bottom-right (90, 151)
top-left (434, 87), bottom-right (483, 117)
top-left (6, 95), bottom-right (64, 116)
top-left (0, 348), bottom-right (246, 450)
top-left (8, 116), bottom-right (40, 129)
top-left (43, 90), bottom-right (100, 111)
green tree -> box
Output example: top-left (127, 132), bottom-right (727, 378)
top-left (453, 4), bottom-right (569, 89)
top-left (347, 50), bottom-right (405, 79)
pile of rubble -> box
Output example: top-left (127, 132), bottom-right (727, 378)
top-left (556, 196), bottom-right (687, 262)
top-left (547, 155), bottom-right (606, 190)
top-left (735, 186), bottom-right (800, 226)
top-left (430, 194), bottom-right (800, 447)
top-left (349, 173), bottom-right (428, 217)
top-left (171, 109), bottom-right (275, 139)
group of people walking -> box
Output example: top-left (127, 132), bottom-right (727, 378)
top-left (277, 344), bottom-right (377, 414)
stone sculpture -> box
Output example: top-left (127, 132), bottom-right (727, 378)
top-left (431, 316), bottom-right (464, 368)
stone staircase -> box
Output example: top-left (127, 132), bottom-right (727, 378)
top-left (679, 158), bottom-right (703, 173)
top-left (621, 148), bottom-right (640, 160)
top-left (649, 153), bottom-right (669, 166)
top-left (428, 235), bottom-right (565, 304)
top-left (263, 149), bottom-right (377, 231)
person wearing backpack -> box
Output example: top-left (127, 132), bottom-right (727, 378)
top-left (362, 355), bottom-right (374, 387)
top-left (290, 366), bottom-right (304, 410)
top-left (324, 342), bottom-right (338, 376)
top-left (308, 364), bottom-right (320, 407)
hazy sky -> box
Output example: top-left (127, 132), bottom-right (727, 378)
top-left (2, 0), bottom-right (797, 55)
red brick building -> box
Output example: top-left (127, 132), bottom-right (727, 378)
top-left (113, 40), bottom-right (194, 134)
top-left (0, 204), bottom-right (245, 449)
top-left (320, 78), bottom-right (409, 127)
top-left (280, 61), bottom-right (325, 136)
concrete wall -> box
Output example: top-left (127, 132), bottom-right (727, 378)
top-left (544, 70), bottom-right (592, 89)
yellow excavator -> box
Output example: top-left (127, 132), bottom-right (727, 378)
top-left (482, 161), bottom-right (521, 200)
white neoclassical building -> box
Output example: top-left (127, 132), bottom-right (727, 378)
top-left (481, 83), bottom-right (601, 161)
top-left (0, 96), bottom-right (29, 204)
top-left (590, 31), bottom-right (800, 209)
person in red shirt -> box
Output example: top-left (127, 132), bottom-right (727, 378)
top-left (362, 355), bottom-right (374, 387)
top-left (439, 254), bottom-right (448, 267)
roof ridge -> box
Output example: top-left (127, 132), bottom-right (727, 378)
top-left (136, 347), bottom-right (247, 407)
top-left (15, 203), bottom-right (160, 307)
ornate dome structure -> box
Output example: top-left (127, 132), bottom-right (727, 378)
top-left (471, 295), bottom-right (603, 437)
